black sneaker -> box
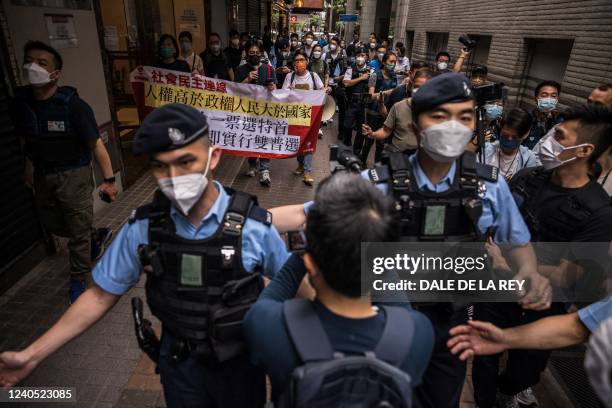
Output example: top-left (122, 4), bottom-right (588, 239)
top-left (91, 227), bottom-right (113, 262)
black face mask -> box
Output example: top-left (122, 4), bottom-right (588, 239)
top-left (248, 55), bottom-right (260, 66)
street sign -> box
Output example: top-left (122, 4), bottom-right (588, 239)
top-left (339, 14), bottom-right (358, 22)
top-left (290, 15), bottom-right (298, 23)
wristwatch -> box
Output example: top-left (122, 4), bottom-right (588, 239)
top-left (103, 176), bottom-right (116, 183)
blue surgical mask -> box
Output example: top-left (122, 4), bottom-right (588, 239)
top-left (161, 47), bottom-right (174, 59)
top-left (485, 104), bottom-right (503, 120)
top-left (537, 97), bottom-right (558, 111)
top-left (499, 136), bottom-right (521, 151)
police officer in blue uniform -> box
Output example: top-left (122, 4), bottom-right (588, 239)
top-left (0, 103), bottom-right (289, 408)
top-left (363, 74), bottom-right (551, 408)
top-left (269, 73), bottom-right (552, 408)
top-left (10, 41), bottom-right (118, 303)
top-left (341, 47), bottom-right (371, 149)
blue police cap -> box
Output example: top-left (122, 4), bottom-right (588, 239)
top-left (132, 103), bottom-right (209, 155)
top-left (411, 72), bottom-right (474, 118)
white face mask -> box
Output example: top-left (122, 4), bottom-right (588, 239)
top-left (22, 62), bottom-right (53, 86)
top-left (329, 44), bottom-right (337, 51)
top-left (157, 149), bottom-right (213, 215)
top-left (305, 38), bottom-right (313, 46)
top-left (437, 62), bottom-right (448, 71)
top-left (420, 120), bottom-right (474, 163)
top-left (356, 56), bottom-right (366, 66)
top-left (538, 136), bottom-right (589, 170)
top-left (313, 51), bottom-right (321, 59)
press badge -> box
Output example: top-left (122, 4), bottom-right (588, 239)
top-left (47, 121), bottom-right (66, 132)
top-left (423, 205), bottom-right (446, 236)
top-left (180, 253), bottom-right (203, 287)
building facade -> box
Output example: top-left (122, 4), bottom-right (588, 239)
top-left (388, 0), bottom-right (612, 110)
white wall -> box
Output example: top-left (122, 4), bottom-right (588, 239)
top-left (3, 0), bottom-right (112, 126)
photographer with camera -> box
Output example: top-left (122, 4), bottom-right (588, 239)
top-left (342, 47), bottom-right (372, 149)
top-left (245, 172), bottom-right (434, 406)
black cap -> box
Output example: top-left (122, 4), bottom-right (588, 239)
top-left (411, 73), bottom-right (474, 118)
top-left (132, 104), bottom-right (209, 155)
top-left (471, 64), bottom-right (488, 76)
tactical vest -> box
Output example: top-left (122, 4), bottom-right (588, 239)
top-left (369, 151), bottom-right (498, 242)
top-left (13, 86), bottom-right (86, 170)
top-left (510, 167), bottom-right (611, 242)
top-left (326, 53), bottom-right (346, 80)
top-left (132, 188), bottom-right (270, 363)
top-left (345, 64), bottom-right (369, 100)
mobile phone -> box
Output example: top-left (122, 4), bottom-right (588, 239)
top-left (286, 230), bottom-right (307, 253)
top-left (99, 190), bottom-right (112, 203)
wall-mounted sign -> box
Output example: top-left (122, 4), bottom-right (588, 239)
top-left (45, 14), bottom-right (78, 49)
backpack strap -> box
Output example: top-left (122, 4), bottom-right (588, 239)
top-left (284, 299), bottom-right (335, 362)
top-left (375, 306), bottom-right (415, 366)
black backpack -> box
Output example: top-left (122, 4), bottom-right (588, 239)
top-left (278, 299), bottom-right (415, 408)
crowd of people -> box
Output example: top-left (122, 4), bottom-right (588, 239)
top-left (2, 27), bottom-right (612, 408)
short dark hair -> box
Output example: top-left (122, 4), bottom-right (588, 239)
top-left (564, 104), bottom-right (612, 165)
top-left (290, 33), bottom-right (299, 40)
top-left (471, 64), bottom-right (488, 76)
top-left (413, 67), bottom-right (434, 82)
top-left (229, 29), bottom-right (239, 38)
top-left (535, 80), bottom-right (561, 97)
top-left (330, 36), bottom-right (340, 45)
top-left (377, 44), bottom-right (387, 52)
top-left (209, 32), bottom-right (221, 41)
top-left (395, 41), bottom-right (404, 48)
top-left (410, 60), bottom-right (430, 71)
top-left (354, 47), bottom-right (368, 57)
top-left (501, 107), bottom-right (533, 137)
top-left (306, 173), bottom-right (398, 298)
top-left (436, 51), bottom-right (450, 61)
top-left (178, 31), bottom-right (192, 42)
top-left (369, 32), bottom-right (377, 39)
top-left (305, 31), bottom-right (314, 38)
top-left (240, 32), bottom-right (249, 39)
top-left (157, 34), bottom-right (179, 59)
top-left (382, 51), bottom-right (395, 64)
top-left (293, 49), bottom-right (309, 60)
top-left (245, 40), bottom-right (263, 53)
top-left (24, 40), bottom-right (63, 70)
top-left (596, 84), bottom-right (612, 91)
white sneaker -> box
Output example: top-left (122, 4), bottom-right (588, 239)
top-left (246, 166), bottom-right (256, 177)
top-left (318, 130), bottom-right (323, 139)
top-left (496, 392), bottom-right (518, 408)
top-left (259, 170), bottom-right (271, 187)
top-left (516, 388), bottom-right (538, 406)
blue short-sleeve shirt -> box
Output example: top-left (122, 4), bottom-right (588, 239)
top-left (93, 182), bottom-right (289, 295)
top-left (578, 297), bottom-right (612, 332)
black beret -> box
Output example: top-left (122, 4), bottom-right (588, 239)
top-left (411, 72), bottom-right (474, 118)
top-left (132, 104), bottom-right (209, 155)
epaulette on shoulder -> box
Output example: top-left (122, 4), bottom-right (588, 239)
top-left (128, 203), bottom-right (155, 224)
top-left (475, 162), bottom-right (499, 183)
top-left (248, 205), bottom-right (272, 227)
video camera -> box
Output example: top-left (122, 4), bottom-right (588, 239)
top-left (458, 34), bottom-right (477, 52)
top-left (473, 82), bottom-right (505, 106)
top-left (329, 144), bottom-right (363, 174)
